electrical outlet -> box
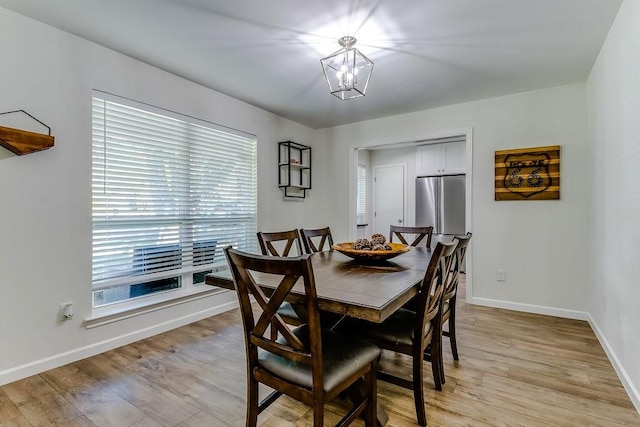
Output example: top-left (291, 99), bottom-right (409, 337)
top-left (60, 302), bottom-right (74, 320)
top-left (496, 269), bottom-right (506, 282)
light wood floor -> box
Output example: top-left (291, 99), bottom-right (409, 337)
top-left (1, 279), bottom-right (639, 426)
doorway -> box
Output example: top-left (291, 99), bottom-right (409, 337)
top-left (350, 130), bottom-right (473, 303)
top-left (372, 164), bottom-right (406, 237)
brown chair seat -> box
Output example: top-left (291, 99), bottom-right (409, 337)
top-left (343, 308), bottom-right (431, 348)
top-left (259, 325), bottom-right (381, 392)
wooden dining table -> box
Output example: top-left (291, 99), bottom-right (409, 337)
top-left (205, 246), bottom-right (433, 323)
top-left (205, 246), bottom-right (433, 426)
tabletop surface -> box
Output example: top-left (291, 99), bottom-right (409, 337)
top-left (205, 247), bottom-right (433, 323)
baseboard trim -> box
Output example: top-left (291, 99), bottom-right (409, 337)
top-left (471, 297), bottom-right (639, 414)
top-left (587, 314), bottom-right (640, 413)
top-left (0, 298), bottom-right (239, 387)
top-left (471, 297), bottom-right (589, 320)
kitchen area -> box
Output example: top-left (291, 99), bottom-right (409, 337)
top-left (357, 134), bottom-right (469, 247)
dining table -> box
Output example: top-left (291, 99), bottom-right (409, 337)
top-left (205, 246), bottom-right (433, 323)
top-left (205, 245), bottom-right (434, 427)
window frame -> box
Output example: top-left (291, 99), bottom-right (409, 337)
top-left (356, 164), bottom-right (367, 225)
top-left (91, 91), bottom-right (257, 308)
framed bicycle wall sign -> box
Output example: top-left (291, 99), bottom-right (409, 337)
top-left (494, 145), bottom-right (560, 201)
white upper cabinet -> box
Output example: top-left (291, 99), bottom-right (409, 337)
top-left (416, 141), bottom-right (466, 175)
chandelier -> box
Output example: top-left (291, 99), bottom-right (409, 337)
top-left (320, 36), bottom-right (374, 100)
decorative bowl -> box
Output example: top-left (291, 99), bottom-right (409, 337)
top-left (332, 242), bottom-right (411, 263)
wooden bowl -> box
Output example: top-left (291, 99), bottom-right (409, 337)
top-left (332, 242), bottom-right (411, 263)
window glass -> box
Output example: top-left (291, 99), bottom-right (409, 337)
top-left (356, 164), bottom-right (367, 224)
top-left (91, 93), bottom-right (257, 306)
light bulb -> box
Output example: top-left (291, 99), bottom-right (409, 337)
top-left (340, 65), bottom-right (348, 73)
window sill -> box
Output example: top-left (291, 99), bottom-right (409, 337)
top-left (85, 285), bottom-right (230, 329)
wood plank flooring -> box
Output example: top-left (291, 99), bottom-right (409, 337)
top-left (1, 278), bottom-right (639, 426)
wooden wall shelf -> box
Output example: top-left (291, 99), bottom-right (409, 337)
top-left (0, 110), bottom-right (55, 156)
top-left (0, 126), bottom-right (55, 156)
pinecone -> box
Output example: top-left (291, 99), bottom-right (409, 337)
top-left (353, 238), bottom-right (372, 250)
top-left (371, 233), bottom-right (386, 245)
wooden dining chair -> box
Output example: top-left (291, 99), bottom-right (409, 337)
top-left (224, 247), bottom-right (381, 427)
top-left (389, 225), bottom-right (434, 248)
top-left (441, 232), bottom-right (472, 361)
top-left (256, 229), bottom-right (305, 335)
top-left (257, 229), bottom-right (304, 257)
top-left (336, 240), bottom-right (458, 426)
top-left (300, 226), bottom-right (334, 253)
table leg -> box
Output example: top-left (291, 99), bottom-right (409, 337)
top-left (346, 381), bottom-right (388, 426)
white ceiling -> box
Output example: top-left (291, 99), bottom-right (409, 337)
top-left (0, 0), bottom-right (622, 129)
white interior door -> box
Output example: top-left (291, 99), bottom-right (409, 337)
top-left (373, 164), bottom-right (405, 237)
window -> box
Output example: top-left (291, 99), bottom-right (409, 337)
top-left (91, 92), bottom-right (257, 307)
top-left (356, 164), bottom-right (367, 224)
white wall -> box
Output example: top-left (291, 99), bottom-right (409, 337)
top-left (0, 8), bottom-right (315, 383)
top-left (316, 83), bottom-right (590, 318)
top-left (2, 6), bottom-right (636, 408)
top-left (586, 0), bottom-right (640, 410)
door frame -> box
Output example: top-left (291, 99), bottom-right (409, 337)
top-left (372, 163), bottom-right (408, 236)
top-left (348, 128), bottom-right (474, 302)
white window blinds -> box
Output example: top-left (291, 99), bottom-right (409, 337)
top-left (91, 94), bottom-right (257, 292)
top-left (356, 164), bottom-right (367, 224)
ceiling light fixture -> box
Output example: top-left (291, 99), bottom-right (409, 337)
top-left (320, 36), bottom-right (374, 100)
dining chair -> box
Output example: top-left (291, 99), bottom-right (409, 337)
top-left (389, 225), bottom-right (434, 248)
top-left (224, 247), bottom-right (381, 427)
top-left (299, 227), bottom-right (345, 329)
top-left (300, 226), bottom-right (334, 253)
top-left (256, 229), bottom-right (304, 257)
top-left (256, 229), bottom-right (305, 335)
top-left (336, 240), bottom-right (458, 426)
top-left (441, 232), bottom-right (472, 361)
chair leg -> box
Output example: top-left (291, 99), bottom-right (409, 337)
top-left (313, 401), bottom-right (324, 427)
top-left (439, 338), bottom-right (446, 385)
top-left (449, 300), bottom-right (459, 361)
top-left (412, 347), bottom-right (428, 426)
top-left (364, 363), bottom-right (378, 427)
top-left (431, 338), bottom-right (443, 391)
top-left (246, 377), bottom-right (259, 427)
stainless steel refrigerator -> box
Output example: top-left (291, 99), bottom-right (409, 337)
top-left (415, 175), bottom-right (466, 245)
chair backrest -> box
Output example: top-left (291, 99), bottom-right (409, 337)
top-left (224, 247), bottom-right (322, 379)
top-left (389, 225), bottom-right (434, 248)
top-left (257, 229), bottom-right (303, 257)
top-left (300, 227), bottom-right (334, 254)
top-left (413, 240), bottom-right (458, 341)
top-left (444, 232), bottom-right (472, 302)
